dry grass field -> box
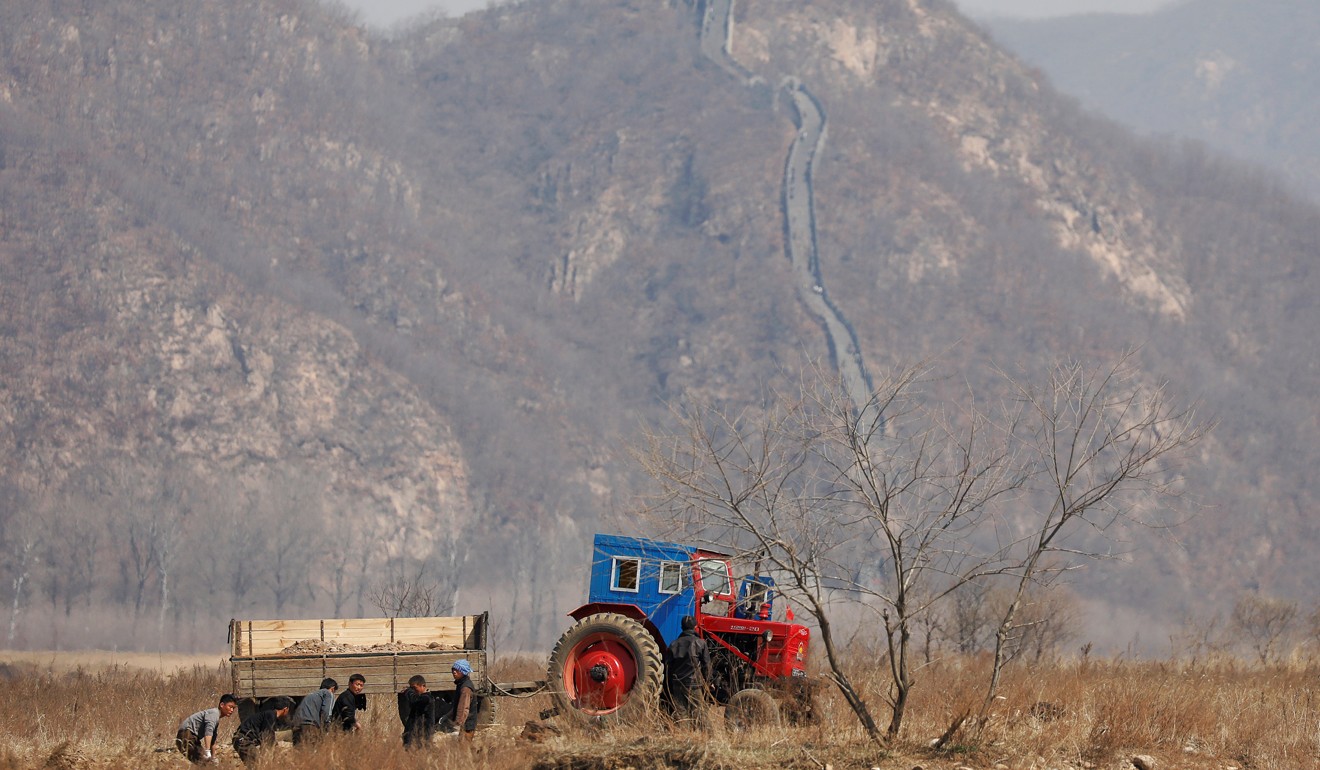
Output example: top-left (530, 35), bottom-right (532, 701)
top-left (0, 651), bottom-right (1316, 769)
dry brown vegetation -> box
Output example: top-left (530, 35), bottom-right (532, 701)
top-left (1, 652), bottom-right (1317, 770)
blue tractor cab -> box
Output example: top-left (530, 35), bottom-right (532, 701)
top-left (584, 533), bottom-right (700, 647)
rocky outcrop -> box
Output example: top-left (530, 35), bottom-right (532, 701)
top-left (2, 0), bottom-right (1319, 646)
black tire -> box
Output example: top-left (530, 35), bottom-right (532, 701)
top-left (546, 613), bottom-right (663, 725)
top-left (782, 678), bottom-right (821, 726)
top-left (236, 697), bottom-right (259, 723)
top-left (725, 688), bottom-right (781, 731)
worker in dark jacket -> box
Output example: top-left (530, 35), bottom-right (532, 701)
top-left (666, 616), bottom-right (711, 722)
top-left (290, 678), bottom-right (338, 746)
top-left (438, 659), bottom-right (480, 741)
top-left (398, 674), bottom-right (437, 748)
top-left (176, 694), bottom-right (238, 764)
top-left (231, 697), bottom-right (293, 765)
top-left (332, 673), bottom-right (367, 732)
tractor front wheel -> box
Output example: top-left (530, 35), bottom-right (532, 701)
top-left (547, 613), bottom-right (663, 725)
top-left (724, 688), bottom-right (781, 731)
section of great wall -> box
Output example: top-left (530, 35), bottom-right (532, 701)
top-left (699, 0), bottom-right (875, 414)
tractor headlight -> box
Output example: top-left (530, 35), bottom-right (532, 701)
top-left (763, 630), bottom-right (774, 644)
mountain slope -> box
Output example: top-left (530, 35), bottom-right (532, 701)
top-left (1, 0), bottom-right (1317, 650)
top-left (987, 0), bottom-right (1320, 201)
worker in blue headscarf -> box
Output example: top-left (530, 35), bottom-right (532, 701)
top-left (440, 658), bottom-right (481, 741)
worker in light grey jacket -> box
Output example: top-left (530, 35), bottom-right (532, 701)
top-left (290, 678), bottom-right (338, 746)
top-left (176, 694), bottom-right (238, 763)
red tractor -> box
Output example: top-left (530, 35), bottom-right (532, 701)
top-left (546, 534), bottom-right (815, 726)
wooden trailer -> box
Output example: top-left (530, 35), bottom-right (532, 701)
top-left (228, 612), bottom-right (540, 721)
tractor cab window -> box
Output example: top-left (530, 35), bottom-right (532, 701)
top-left (658, 561), bottom-right (683, 594)
top-left (611, 557), bottom-right (640, 592)
top-left (694, 558), bottom-right (733, 599)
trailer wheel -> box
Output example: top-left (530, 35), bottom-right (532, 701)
top-left (725, 688), bottom-right (780, 731)
top-left (237, 697), bottom-right (259, 723)
top-left (547, 613), bottom-right (663, 724)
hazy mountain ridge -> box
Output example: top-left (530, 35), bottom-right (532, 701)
top-left (703, 0), bottom-right (1319, 601)
top-left (986, 0), bottom-right (1320, 201)
top-left (1, 0), bottom-right (1318, 649)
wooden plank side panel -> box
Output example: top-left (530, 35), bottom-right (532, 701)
top-left (242, 620), bottom-right (325, 636)
top-left (249, 662), bottom-right (400, 679)
top-left (391, 617), bottom-right (477, 647)
top-left (230, 651), bottom-right (479, 666)
top-left (318, 618), bottom-right (393, 639)
top-left (233, 652), bottom-right (487, 697)
top-left (230, 616), bottom-right (486, 656)
top-left (235, 676), bottom-right (464, 696)
top-left (239, 620), bottom-right (325, 655)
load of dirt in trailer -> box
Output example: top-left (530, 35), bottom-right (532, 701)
top-left (278, 640), bottom-right (462, 654)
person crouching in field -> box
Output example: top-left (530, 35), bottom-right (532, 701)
top-left (231, 696), bottom-right (293, 765)
top-left (176, 693), bottom-right (238, 764)
top-left (333, 673), bottom-right (367, 732)
top-left (290, 678), bottom-right (338, 746)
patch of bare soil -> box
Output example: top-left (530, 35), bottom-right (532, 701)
top-left (529, 738), bottom-right (849, 770)
top-left (532, 747), bottom-right (720, 770)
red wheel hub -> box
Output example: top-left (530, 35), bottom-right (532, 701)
top-left (560, 632), bottom-right (639, 714)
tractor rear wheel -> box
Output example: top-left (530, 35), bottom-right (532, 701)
top-left (547, 613), bottom-right (663, 724)
top-left (724, 687), bottom-right (780, 731)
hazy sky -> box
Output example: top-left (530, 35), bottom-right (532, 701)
top-left (338, 0), bottom-right (1177, 29)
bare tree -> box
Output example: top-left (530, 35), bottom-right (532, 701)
top-left (947, 580), bottom-right (995, 655)
top-left (811, 364), bottom-right (1029, 742)
top-left (328, 514), bottom-right (377, 617)
top-left (1, 486), bottom-right (40, 646)
top-left (1169, 609), bottom-right (1230, 662)
top-left (979, 354), bottom-right (1209, 721)
top-left (268, 517), bottom-right (321, 614)
top-left (636, 354), bottom-right (1207, 743)
top-left (911, 587), bottom-right (945, 666)
top-left (222, 496), bottom-right (268, 614)
top-left (636, 360), bottom-right (1027, 742)
top-left (95, 461), bottom-right (175, 621)
top-left (1230, 593), bottom-right (1298, 665)
top-left (987, 583), bottom-right (1080, 665)
top-left (259, 469), bottom-right (326, 614)
top-left (369, 560), bottom-right (441, 618)
top-left (637, 386), bottom-right (878, 738)
top-left (50, 498), bottom-right (101, 616)
top-left (151, 470), bottom-right (193, 649)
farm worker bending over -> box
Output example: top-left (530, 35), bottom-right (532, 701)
top-left (333, 673), bottom-right (367, 731)
top-left (175, 693), bottom-right (238, 764)
top-left (439, 659), bottom-right (480, 741)
top-left (666, 616), bottom-right (711, 722)
top-left (290, 678), bottom-right (338, 746)
top-left (399, 674), bottom-right (437, 748)
top-left (231, 696), bottom-right (293, 765)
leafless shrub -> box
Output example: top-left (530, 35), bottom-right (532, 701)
top-left (368, 570), bottom-right (440, 619)
top-left (1230, 593), bottom-right (1298, 665)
